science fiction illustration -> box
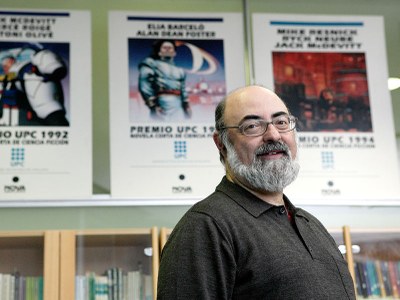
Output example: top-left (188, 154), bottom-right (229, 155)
top-left (129, 38), bottom-right (226, 123)
top-left (0, 42), bottom-right (69, 126)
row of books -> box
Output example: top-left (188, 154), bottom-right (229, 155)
top-left (0, 273), bottom-right (43, 300)
top-left (75, 267), bottom-right (152, 300)
top-left (354, 259), bottom-right (400, 299)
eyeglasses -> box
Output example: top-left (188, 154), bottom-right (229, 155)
top-left (220, 115), bottom-right (297, 137)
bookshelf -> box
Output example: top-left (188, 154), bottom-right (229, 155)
top-left (0, 230), bottom-right (59, 300)
top-left (60, 227), bottom-right (159, 300)
top-left (344, 228), bottom-right (400, 299)
top-left (0, 228), bottom-right (159, 300)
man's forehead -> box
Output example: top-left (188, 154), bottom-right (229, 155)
top-left (225, 87), bottom-right (288, 121)
top-left (162, 42), bottom-right (174, 47)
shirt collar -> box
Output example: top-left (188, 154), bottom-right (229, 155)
top-left (215, 176), bottom-right (286, 218)
top-left (215, 176), bottom-right (309, 220)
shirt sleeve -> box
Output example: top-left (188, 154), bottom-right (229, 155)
top-left (138, 57), bottom-right (156, 103)
top-left (157, 211), bottom-right (236, 300)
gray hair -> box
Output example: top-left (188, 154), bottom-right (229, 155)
top-left (214, 96), bottom-right (228, 164)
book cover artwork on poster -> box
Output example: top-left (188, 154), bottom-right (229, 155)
top-left (0, 41), bottom-right (70, 127)
top-left (272, 52), bottom-right (371, 133)
top-left (129, 38), bottom-right (226, 124)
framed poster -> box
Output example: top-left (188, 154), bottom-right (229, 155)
top-left (252, 13), bottom-right (400, 204)
top-left (109, 11), bottom-right (245, 200)
top-left (0, 9), bottom-right (92, 200)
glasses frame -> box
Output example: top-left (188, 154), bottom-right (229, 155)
top-left (220, 115), bottom-right (297, 137)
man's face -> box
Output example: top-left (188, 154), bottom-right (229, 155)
top-left (159, 42), bottom-right (176, 59)
top-left (1, 57), bottom-right (15, 74)
top-left (221, 86), bottom-right (299, 192)
top-left (223, 86), bottom-right (297, 165)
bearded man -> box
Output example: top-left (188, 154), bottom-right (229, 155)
top-left (157, 85), bottom-right (356, 300)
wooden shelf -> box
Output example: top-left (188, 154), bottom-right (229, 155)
top-left (60, 227), bottom-right (159, 300)
top-left (0, 228), bottom-right (160, 300)
top-left (0, 230), bottom-right (59, 300)
top-left (344, 228), bottom-right (400, 299)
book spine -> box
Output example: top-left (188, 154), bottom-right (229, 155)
top-left (388, 261), bottom-right (399, 298)
top-left (374, 260), bottom-right (386, 297)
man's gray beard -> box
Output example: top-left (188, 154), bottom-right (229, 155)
top-left (225, 140), bottom-right (300, 193)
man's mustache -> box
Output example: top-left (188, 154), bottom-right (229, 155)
top-left (255, 141), bottom-right (290, 156)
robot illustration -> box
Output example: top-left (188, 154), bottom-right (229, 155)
top-left (0, 43), bottom-right (69, 126)
top-left (138, 40), bottom-right (191, 121)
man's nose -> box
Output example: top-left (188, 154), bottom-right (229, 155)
top-left (262, 123), bottom-right (281, 142)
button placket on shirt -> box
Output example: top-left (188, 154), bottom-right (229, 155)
top-left (278, 206), bottom-right (286, 215)
top-left (294, 215), bottom-right (316, 259)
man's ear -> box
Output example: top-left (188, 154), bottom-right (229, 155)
top-left (213, 132), bottom-right (226, 157)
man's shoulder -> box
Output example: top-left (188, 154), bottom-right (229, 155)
top-left (139, 57), bottom-right (156, 68)
top-left (190, 189), bottom-right (236, 217)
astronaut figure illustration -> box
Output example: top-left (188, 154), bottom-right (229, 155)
top-left (0, 44), bottom-right (69, 126)
top-left (138, 40), bottom-right (191, 121)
